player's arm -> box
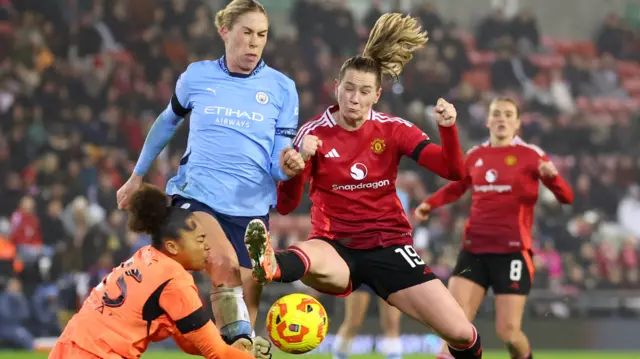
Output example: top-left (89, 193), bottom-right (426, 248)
top-left (396, 121), bottom-right (465, 181)
top-left (424, 174), bottom-right (471, 209)
top-left (270, 79), bottom-right (300, 182)
top-left (132, 65), bottom-right (194, 177)
top-left (276, 157), bottom-right (312, 215)
top-left (160, 278), bottom-right (255, 359)
top-left (537, 153), bottom-right (574, 204)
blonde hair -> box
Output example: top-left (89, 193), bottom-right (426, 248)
top-left (339, 13), bottom-right (428, 84)
top-left (215, 0), bottom-right (266, 32)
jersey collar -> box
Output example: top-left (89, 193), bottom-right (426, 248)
top-left (218, 55), bottom-right (266, 78)
top-left (482, 135), bottom-right (523, 147)
top-left (326, 104), bottom-right (374, 125)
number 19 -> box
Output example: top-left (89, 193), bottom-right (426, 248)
top-left (395, 245), bottom-right (425, 268)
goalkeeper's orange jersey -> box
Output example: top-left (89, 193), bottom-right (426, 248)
top-left (51, 245), bottom-right (254, 359)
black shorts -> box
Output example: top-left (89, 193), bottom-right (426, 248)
top-left (318, 239), bottom-right (437, 301)
top-left (452, 250), bottom-right (534, 295)
top-left (171, 195), bottom-right (269, 269)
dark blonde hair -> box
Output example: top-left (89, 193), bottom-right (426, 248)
top-left (338, 13), bottom-right (428, 86)
top-left (490, 97), bottom-right (521, 119)
top-left (215, 0), bottom-right (267, 32)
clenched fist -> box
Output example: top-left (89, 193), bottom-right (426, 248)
top-left (280, 146), bottom-right (305, 177)
top-left (414, 202), bottom-right (432, 221)
top-left (538, 160), bottom-right (558, 178)
top-left (299, 135), bottom-right (322, 161)
top-left (434, 98), bottom-right (457, 127)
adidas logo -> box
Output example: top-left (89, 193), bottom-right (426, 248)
top-left (326, 149), bottom-right (340, 158)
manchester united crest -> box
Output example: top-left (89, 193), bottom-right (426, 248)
top-left (371, 138), bottom-right (386, 154)
top-left (505, 155), bottom-right (517, 166)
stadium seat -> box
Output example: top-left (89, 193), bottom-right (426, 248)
top-left (463, 70), bottom-right (491, 91)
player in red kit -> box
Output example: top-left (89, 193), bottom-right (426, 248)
top-left (245, 14), bottom-right (483, 359)
top-left (415, 98), bottom-right (574, 359)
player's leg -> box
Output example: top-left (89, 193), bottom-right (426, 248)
top-left (439, 251), bottom-right (489, 359)
top-left (366, 245), bottom-right (482, 359)
top-left (492, 251), bottom-right (535, 359)
top-left (245, 220), bottom-right (352, 295)
top-left (332, 289), bottom-right (371, 359)
top-left (191, 210), bottom-right (252, 342)
top-left (378, 297), bottom-right (403, 359)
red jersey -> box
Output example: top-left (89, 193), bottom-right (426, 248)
top-left (426, 137), bottom-right (574, 254)
top-left (277, 105), bottom-right (464, 249)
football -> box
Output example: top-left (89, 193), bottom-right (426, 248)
top-left (266, 293), bottom-right (329, 354)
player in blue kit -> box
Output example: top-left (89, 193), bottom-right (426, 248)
top-left (116, 0), bottom-right (304, 347)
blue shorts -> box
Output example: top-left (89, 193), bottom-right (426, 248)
top-left (171, 195), bottom-right (269, 269)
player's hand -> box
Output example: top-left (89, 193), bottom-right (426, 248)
top-left (414, 202), bottom-right (432, 221)
top-left (252, 336), bottom-right (273, 359)
top-left (116, 174), bottom-right (143, 210)
top-left (299, 135), bottom-right (322, 161)
top-left (230, 336), bottom-right (272, 359)
top-left (538, 160), bottom-right (558, 178)
top-left (280, 146), bottom-right (305, 177)
top-left (434, 98), bottom-right (457, 127)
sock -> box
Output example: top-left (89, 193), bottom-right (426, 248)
top-left (210, 286), bottom-right (252, 344)
top-left (448, 326), bottom-right (482, 359)
top-left (273, 247), bottom-right (309, 283)
top-left (331, 335), bottom-right (352, 359)
top-left (379, 336), bottom-right (403, 359)
top-left (507, 343), bottom-right (532, 359)
top-left (437, 354), bottom-right (455, 359)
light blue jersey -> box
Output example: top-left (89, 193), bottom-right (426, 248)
top-left (133, 57), bottom-right (299, 216)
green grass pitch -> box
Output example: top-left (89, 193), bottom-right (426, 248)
top-left (1, 351), bottom-right (639, 358)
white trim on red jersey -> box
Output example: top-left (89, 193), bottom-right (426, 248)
top-left (371, 111), bottom-right (414, 127)
top-left (293, 113), bottom-right (333, 147)
top-left (478, 136), bottom-right (546, 157)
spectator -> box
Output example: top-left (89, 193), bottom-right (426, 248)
top-left (0, 278), bottom-right (33, 350)
top-left (618, 185), bottom-right (640, 238)
top-left (9, 196), bottom-right (42, 264)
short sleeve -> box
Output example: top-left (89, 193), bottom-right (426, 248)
top-left (158, 275), bottom-right (202, 322)
top-left (275, 79), bottom-right (299, 139)
top-left (392, 118), bottom-right (430, 158)
top-left (171, 64), bottom-right (195, 116)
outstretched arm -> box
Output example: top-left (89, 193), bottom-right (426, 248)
top-left (160, 279), bottom-right (255, 359)
top-left (133, 68), bottom-right (192, 177)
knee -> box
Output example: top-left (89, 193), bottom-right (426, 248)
top-left (443, 323), bottom-right (476, 346)
top-left (207, 254), bottom-right (242, 286)
top-left (496, 321), bottom-right (520, 343)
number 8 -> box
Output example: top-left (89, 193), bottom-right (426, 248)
top-left (509, 259), bottom-right (523, 281)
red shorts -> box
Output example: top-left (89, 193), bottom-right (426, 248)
top-left (49, 341), bottom-right (102, 359)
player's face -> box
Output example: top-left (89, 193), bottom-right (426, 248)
top-left (220, 11), bottom-right (268, 73)
top-left (172, 217), bottom-right (210, 271)
top-left (487, 100), bottom-right (520, 140)
top-left (335, 69), bottom-right (382, 123)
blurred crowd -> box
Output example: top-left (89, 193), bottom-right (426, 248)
top-left (0, 0), bottom-right (639, 349)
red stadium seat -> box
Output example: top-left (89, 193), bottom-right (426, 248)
top-left (530, 54), bottom-right (566, 70)
top-left (617, 61), bottom-right (640, 77)
top-left (554, 40), bottom-right (596, 58)
top-left (623, 78), bottom-right (640, 94)
top-left (468, 50), bottom-right (495, 68)
top-left (462, 70), bottom-right (491, 92)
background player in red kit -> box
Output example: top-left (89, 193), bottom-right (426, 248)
top-left (246, 14), bottom-right (483, 359)
top-left (415, 98), bottom-right (574, 359)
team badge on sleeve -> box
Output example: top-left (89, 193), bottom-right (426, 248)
top-left (370, 138), bottom-right (386, 154)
